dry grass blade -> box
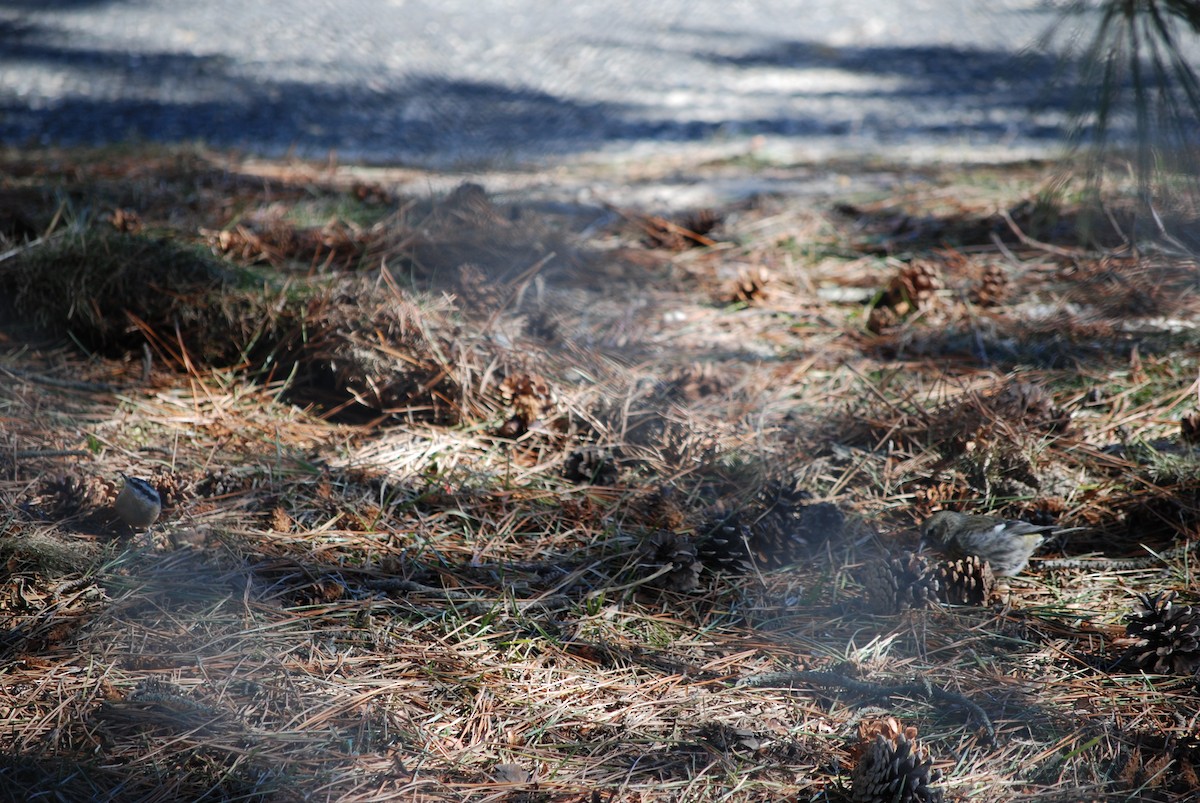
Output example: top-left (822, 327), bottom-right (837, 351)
top-left (3, 146), bottom-right (1200, 801)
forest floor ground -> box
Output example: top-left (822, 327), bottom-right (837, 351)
top-left (2, 144), bottom-right (1200, 801)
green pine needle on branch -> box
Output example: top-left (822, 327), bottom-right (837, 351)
top-left (1039, 0), bottom-right (1200, 248)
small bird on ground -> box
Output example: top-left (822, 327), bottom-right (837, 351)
top-left (114, 474), bottom-right (162, 529)
top-left (919, 510), bottom-right (1077, 577)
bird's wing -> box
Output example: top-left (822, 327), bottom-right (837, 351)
top-left (1001, 520), bottom-right (1058, 536)
top-left (954, 521), bottom-right (1014, 552)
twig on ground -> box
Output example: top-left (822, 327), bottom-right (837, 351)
top-left (738, 670), bottom-right (996, 745)
top-left (1, 367), bottom-right (117, 393)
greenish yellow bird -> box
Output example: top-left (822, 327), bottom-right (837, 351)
top-left (919, 510), bottom-right (1069, 577)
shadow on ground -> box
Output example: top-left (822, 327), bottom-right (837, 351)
top-left (0, 10), bottom-right (1075, 164)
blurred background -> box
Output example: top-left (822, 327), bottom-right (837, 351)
top-left (0, 1), bottom-right (1079, 167)
top-left (3, 0), bottom-right (1199, 241)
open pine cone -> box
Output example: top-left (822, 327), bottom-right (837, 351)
top-left (696, 487), bottom-right (845, 572)
top-left (744, 487), bottom-right (845, 568)
top-left (1124, 591), bottom-right (1200, 675)
top-left (563, 446), bottom-right (619, 485)
top-left (1181, 413), bottom-right (1200, 446)
top-left (639, 530), bottom-right (703, 593)
top-left (696, 518), bottom-right (756, 573)
top-left (861, 552), bottom-right (940, 614)
top-left (888, 261), bottom-right (941, 309)
top-left (867, 261), bottom-right (942, 333)
top-left (851, 732), bottom-right (944, 803)
top-left (970, 263), bottom-right (1009, 306)
top-left (496, 372), bottom-right (558, 437)
top-left (725, 266), bottom-right (772, 304)
top-left (934, 555), bottom-right (996, 606)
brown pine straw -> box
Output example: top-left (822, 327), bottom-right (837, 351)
top-left (2, 146), bottom-right (1200, 800)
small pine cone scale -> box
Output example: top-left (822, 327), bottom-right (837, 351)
top-left (934, 556), bottom-right (996, 606)
top-left (851, 733), bottom-right (944, 803)
top-left (861, 552), bottom-right (940, 614)
top-left (1124, 591), bottom-right (1200, 675)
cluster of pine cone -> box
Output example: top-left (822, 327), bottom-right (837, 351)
top-left (635, 483), bottom-right (846, 593)
top-left (860, 551), bottom-right (996, 614)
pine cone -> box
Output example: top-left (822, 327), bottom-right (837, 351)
top-left (725, 266), bottom-right (772, 304)
top-left (861, 552), bottom-right (940, 614)
top-left (754, 484), bottom-right (845, 561)
top-left (38, 473), bottom-right (88, 519)
top-left (745, 518), bottom-right (803, 569)
top-left (970, 263), bottom-right (1009, 306)
top-left (750, 500), bottom-right (847, 567)
top-left (563, 447), bottom-right (618, 485)
top-left (867, 260), bottom-right (942, 333)
top-left (899, 261), bottom-right (942, 305)
top-left (146, 469), bottom-right (190, 508)
top-left (934, 556), bottom-right (996, 606)
top-left (851, 732), bottom-right (944, 803)
top-left (866, 303), bottom-right (902, 334)
top-left (696, 488), bottom-right (845, 572)
top-left (453, 262), bottom-right (506, 311)
top-left (696, 517), bottom-right (757, 573)
top-left (912, 482), bottom-right (969, 519)
top-left (640, 531), bottom-right (702, 593)
top-left (1124, 591), bottom-right (1200, 675)
top-left (1182, 413), bottom-right (1200, 446)
top-left (855, 717), bottom-right (914, 749)
top-left (884, 261), bottom-right (942, 313)
top-left (497, 372), bottom-right (558, 437)
top-left (667, 362), bottom-right (731, 402)
top-left (989, 380), bottom-right (1071, 434)
top-left (798, 502), bottom-right (846, 549)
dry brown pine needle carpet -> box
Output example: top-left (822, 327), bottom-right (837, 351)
top-left (2, 146), bottom-right (1200, 802)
